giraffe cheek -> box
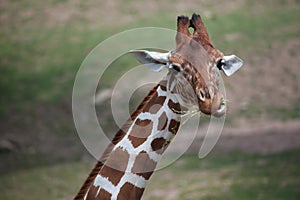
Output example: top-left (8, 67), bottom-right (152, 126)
top-left (199, 101), bottom-right (212, 115)
top-left (212, 99), bottom-right (220, 113)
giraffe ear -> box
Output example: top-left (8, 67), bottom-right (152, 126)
top-left (130, 50), bottom-right (169, 72)
top-left (220, 55), bottom-right (243, 76)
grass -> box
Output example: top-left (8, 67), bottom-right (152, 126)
top-left (0, 160), bottom-right (93, 200)
top-left (206, 8), bottom-right (300, 53)
top-left (231, 99), bottom-right (300, 121)
top-left (144, 149), bottom-right (300, 200)
top-left (0, 149), bottom-right (299, 200)
top-left (266, 100), bottom-right (300, 121)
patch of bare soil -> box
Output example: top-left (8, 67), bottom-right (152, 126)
top-left (219, 121), bottom-right (300, 154)
top-left (185, 120), bottom-right (300, 155)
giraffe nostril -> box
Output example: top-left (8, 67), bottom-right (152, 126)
top-left (214, 98), bottom-right (226, 117)
top-left (218, 98), bottom-right (226, 110)
top-left (220, 98), bottom-right (226, 106)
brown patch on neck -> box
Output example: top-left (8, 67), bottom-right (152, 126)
top-left (168, 99), bottom-right (181, 114)
top-left (130, 83), bottom-right (162, 119)
top-left (151, 137), bottom-right (167, 153)
top-left (117, 182), bottom-right (144, 200)
top-left (86, 185), bottom-right (99, 200)
top-left (157, 111), bottom-right (168, 131)
top-left (97, 188), bottom-right (112, 199)
top-left (131, 150), bottom-right (156, 180)
top-left (169, 119), bottom-right (180, 135)
top-left (128, 119), bottom-right (153, 148)
top-left (135, 118), bottom-right (152, 126)
top-left (143, 91), bottom-right (166, 114)
top-left (99, 147), bottom-right (130, 186)
top-left (159, 80), bottom-right (167, 91)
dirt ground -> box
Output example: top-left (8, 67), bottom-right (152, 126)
top-left (188, 120), bottom-right (300, 155)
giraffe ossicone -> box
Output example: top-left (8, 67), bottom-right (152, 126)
top-left (74, 13), bottom-right (243, 200)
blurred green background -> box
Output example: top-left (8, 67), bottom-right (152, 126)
top-left (0, 0), bottom-right (299, 199)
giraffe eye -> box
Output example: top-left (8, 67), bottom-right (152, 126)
top-left (216, 59), bottom-right (225, 70)
top-left (170, 64), bottom-right (182, 72)
top-left (199, 88), bottom-right (205, 102)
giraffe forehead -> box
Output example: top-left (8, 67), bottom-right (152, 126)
top-left (170, 49), bottom-right (220, 89)
top-left (171, 33), bottom-right (224, 82)
top-left (171, 48), bottom-right (208, 74)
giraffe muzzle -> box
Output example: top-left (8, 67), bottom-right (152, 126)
top-left (213, 98), bottom-right (226, 117)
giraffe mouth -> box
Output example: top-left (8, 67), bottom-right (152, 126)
top-left (213, 98), bottom-right (226, 117)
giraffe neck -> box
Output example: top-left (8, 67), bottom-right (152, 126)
top-left (77, 76), bottom-right (184, 200)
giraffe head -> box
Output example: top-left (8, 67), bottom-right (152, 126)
top-left (131, 14), bottom-right (243, 117)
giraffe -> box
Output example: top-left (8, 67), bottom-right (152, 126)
top-left (74, 14), bottom-right (243, 200)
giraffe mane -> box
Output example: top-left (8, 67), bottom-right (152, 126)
top-left (74, 83), bottom-right (161, 200)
